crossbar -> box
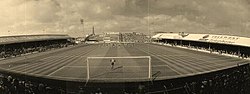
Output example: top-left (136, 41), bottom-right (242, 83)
top-left (87, 56), bottom-right (151, 59)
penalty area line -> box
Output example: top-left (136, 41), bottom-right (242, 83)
top-left (48, 66), bottom-right (66, 76)
top-left (63, 66), bottom-right (86, 68)
top-left (48, 66), bottom-right (86, 76)
top-left (135, 47), bottom-right (183, 75)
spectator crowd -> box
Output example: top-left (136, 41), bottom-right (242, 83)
top-left (155, 39), bottom-right (250, 59)
top-left (0, 74), bottom-right (55, 94)
top-left (0, 63), bottom-right (248, 94)
top-left (0, 39), bottom-right (75, 59)
top-left (120, 32), bottom-right (150, 43)
top-left (147, 63), bottom-right (250, 94)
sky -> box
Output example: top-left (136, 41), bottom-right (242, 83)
top-left (0, 0), bottom-right (250, 37)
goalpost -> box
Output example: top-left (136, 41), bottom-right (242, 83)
top-left (86, 56), bottom-right (151, 80)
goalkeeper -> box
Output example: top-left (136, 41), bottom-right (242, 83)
top-left (110, 58), bottom-right (116, 69)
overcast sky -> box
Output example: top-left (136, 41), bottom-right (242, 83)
top-left (0, 0), bottom-right (250, 37)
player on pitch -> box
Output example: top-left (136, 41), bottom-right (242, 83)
top-left (110, 58), bottom-right (116, 69)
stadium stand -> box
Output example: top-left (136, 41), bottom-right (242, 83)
top-left (0, 34), bottom-right (75, 59)
top-left (152, 32), bottom-right (250, 59)
top-left (120, 32), bottom-right (150, 43)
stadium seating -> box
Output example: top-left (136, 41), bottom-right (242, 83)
top-left (156, 39), bottom-right (250, 59)
top-left (0, 35), bottom-right (75, 59)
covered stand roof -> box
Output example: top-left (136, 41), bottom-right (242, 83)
top-left (0, 34), bottom-right (71, 45)
top-left (152, 33), bottom-right (250, 47)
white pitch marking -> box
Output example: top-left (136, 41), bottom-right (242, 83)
top-left (135, 47), bottom-right (183, 75)
top-left (48, 66), bottom-right (66, 76)
top-left (48, 66), bottom-right (87, 76)
top-left (64, 66), bottom-right (86, 68)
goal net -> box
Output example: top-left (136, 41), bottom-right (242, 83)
top-left (86, 56), bottom-right (151, 81)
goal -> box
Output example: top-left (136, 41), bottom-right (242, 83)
top-left (86, 56), bottom-right (151, 80)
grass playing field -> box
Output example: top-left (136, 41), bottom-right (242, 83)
top-left (0, 43), bottom-right (249, 82)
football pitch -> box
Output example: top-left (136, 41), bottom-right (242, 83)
top-left (0, 43), bottom-right (249, 82)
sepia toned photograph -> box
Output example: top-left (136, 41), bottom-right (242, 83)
top-left (0, 0), bottom-right (250, 94)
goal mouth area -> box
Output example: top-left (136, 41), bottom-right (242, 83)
top-left (86, 56), bottom-right (152, 81)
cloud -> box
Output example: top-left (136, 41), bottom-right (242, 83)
top-left (0, 0), bottom-right (250, 37)
top-left (0, 0), bottom-right (63, 35)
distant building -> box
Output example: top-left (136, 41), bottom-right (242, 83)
top-left (103, 32), bottom-right (120, 43)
